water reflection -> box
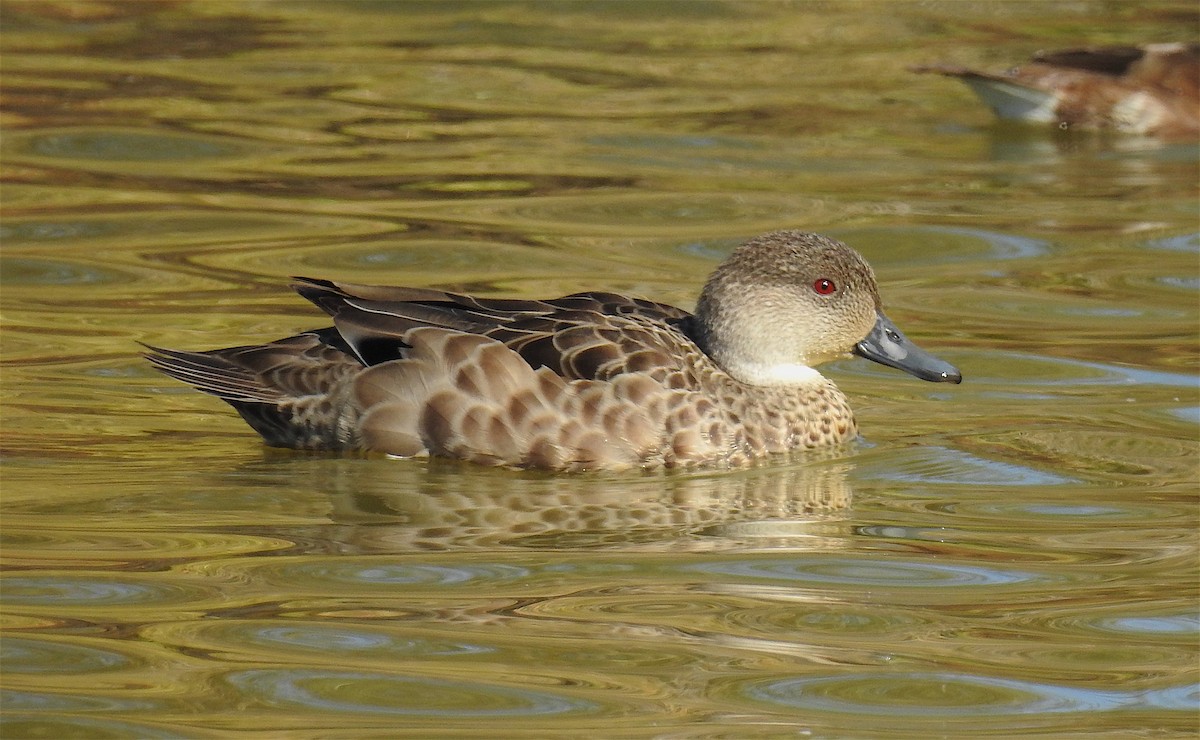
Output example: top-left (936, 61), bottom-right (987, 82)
top-left (231, 623), bottom-right (491, 657)
top-left (225, 668), bottom-right (598, 717)
top-left (314, 453), bottom-right (855, 551)
top-left (0, 714), bottom-right (181, 740)
top-left (1, 576), bottom-right (217, 610)
top-left (3, 0), bottom-right (1197, 735)
top-left (18, 128), bottom-right (246, 162)
top-left (855, 445), bottom-right (1074, 486)
top-left (683, 556), bottom-right (1054, 588)
top-left (2, 636), bottom-right (134, 675)
top-left (737, 671), bottom-right (1197, 715)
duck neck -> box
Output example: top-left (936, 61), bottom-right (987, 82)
top-left (685, 314), bottom-right (823, 388)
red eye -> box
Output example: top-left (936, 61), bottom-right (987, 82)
top-left (813, 278), bottom-right (837, 295)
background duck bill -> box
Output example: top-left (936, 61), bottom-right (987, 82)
top-left (853, 312), bottom-right (962, 384)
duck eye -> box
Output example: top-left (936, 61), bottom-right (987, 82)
top-left (812, 278), bottom-right (837, 295)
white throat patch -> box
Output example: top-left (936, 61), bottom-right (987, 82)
top-left (725, 360), bottom-right (824, 387)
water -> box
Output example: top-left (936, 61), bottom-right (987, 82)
top-left (2, 1), bottom-right (1197, 736)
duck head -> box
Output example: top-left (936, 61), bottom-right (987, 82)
top-left (692, 230), bottom-right (962, 386)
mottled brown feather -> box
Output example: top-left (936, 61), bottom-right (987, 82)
top-left (147, 231), bottom-right (960, 470)
top-left (912, 43), bottom-right (1199, 138)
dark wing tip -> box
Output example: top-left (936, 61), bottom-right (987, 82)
top-left (291, 277), bottom-right (348, 317)
top-left (142, 343), bottom-right (283, 403)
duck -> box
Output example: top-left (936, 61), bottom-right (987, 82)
top-left (145, 231), bottom-right (961, 471)
top-left (911, 43), bottom-right (1199, 139)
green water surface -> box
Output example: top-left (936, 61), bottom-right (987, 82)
top-left (1, 1), bottom-right (1197, 736)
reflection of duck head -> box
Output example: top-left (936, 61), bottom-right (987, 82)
top-left (298, 452), bottom-right (856, 552)
top-left (912, 43), bottom-right (1199, 139)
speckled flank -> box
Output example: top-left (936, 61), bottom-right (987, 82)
top-left (146, 231), bottom-right (955, 471)
top-left (346, 326), bottom-right (857, 470)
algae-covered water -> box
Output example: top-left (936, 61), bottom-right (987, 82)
top-left (2, 1), bottom-right (1197, 736)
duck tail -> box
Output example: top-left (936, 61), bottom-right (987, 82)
top-left (142, 337), bottom-right (362, 450)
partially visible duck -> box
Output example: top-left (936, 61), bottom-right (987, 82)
top-left (912, 43), bottom-right (1199, 139)
top-left (146, 231), bottom-right (961, 471)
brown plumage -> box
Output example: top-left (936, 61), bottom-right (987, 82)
top-left (912, 43), bottom-right (1199, 139)
top-left (146, 231), bottom-right (961, 471)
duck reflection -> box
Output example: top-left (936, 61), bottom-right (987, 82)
top-left (281, 450), bottom-right (858, 552)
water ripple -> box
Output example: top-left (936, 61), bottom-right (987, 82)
top-left (177, 621), bottom-right (493, 659)
top-left (959, 500), bottom-right (1181, 524)
top-left (1092, 614), bottom-right (1200, 637)
top-left (835, 225), bottom-right (1052, 264)
top-left (1, 529), bottom-right (290, 563)
top-left (301, 561), bottom-right (531, 587)
top-left (2, 127), bottom-right (252, 169)
top-left (0, 257), bottom-right (134, 287)
top-left (856, 446), bottom-right (1074, 486)
top-left (726, 604), bottom-right (929, 639)
top-left (516, 593), bottom-right (750, 627)
top-left (1, 575), bottom-right (215, 609)
top-left (392, 192), bottom-right (834, 237)
top-left (682, 556), bottom-right (1051, 588)
top-left (965, 429), bottom-right (1198, 483)
top-left (1, 636), bottom-right (132, 675)
top-left (1145, 232), bottom-right (1200, 253)
top-left (3, 211), bottom-right (393, 255)
top-left (255, 625), bottom-right (487, 655)
top-left (0, 689), bottom-right (154, 712)
top-left (195, 556), bottom-right (646, 594)
top-left (740, 671), bottom-right (1197, 715)
top-left (225, 668), bottom-right (597, 717)
top-left (967, 351), bottom-right (1198, 389)
top-left (0, 714), bottom-right (179, 739)
top-left (195, 237), bottom-right (617, 285)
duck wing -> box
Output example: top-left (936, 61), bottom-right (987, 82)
top-left (291, 277), bottom-right (698, 382)
top-left (143, 329), bottom-right (367, 449)
top-left (1030, 46), bottom-right (1146, 77)
top-left (1031, 44), bottom-right (1199, 86)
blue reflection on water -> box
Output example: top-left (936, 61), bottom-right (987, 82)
top-left (251, 625), bottom-right (491, 656)
top-left (0, 577), bottom-right (178, 606)
top-left (308, 562), bottom-right (531, 586)
top-left (0, 257), bottom-right (126, 286)
top-left (1158, 275), bottom-right (1200, 291)
top-left (0, 637), bottom-right (131, 675)
top-left (0, 689), bottom-right (157, 712)
top-left (682, 556), bottom-right (1046, 587)
top-left (1167, 406), bottom-right (1200, 424)
top-left (830, 225), bottom-right (1053, 264)
top-left (859, 446), bottom-right (1075, 486)
top-left (0, 219), bottom-right (119, 243)
top-left (1100, 615), bottom-right (1200, 636)
top-left (1021, 504), bottom-right (1122, 516)
top-left (910, 226), bottom-right (1051, 260)
top-left (971, 351), bottom-right (1199, 389)
top-left (744, 671), bottom-right (1199, 715)
top-left (1144, 233), bottom-right (1200, 253)
top-left (0, 712), bottom-right (177, 738)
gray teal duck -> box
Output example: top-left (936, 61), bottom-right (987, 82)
top-left (146, 231), bottom-right (961, 471)
top-left (912, 43), bottom-right (1199, 139)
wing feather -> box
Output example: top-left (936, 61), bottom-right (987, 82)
top-left (289, 276), bottom-right (698, 383)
